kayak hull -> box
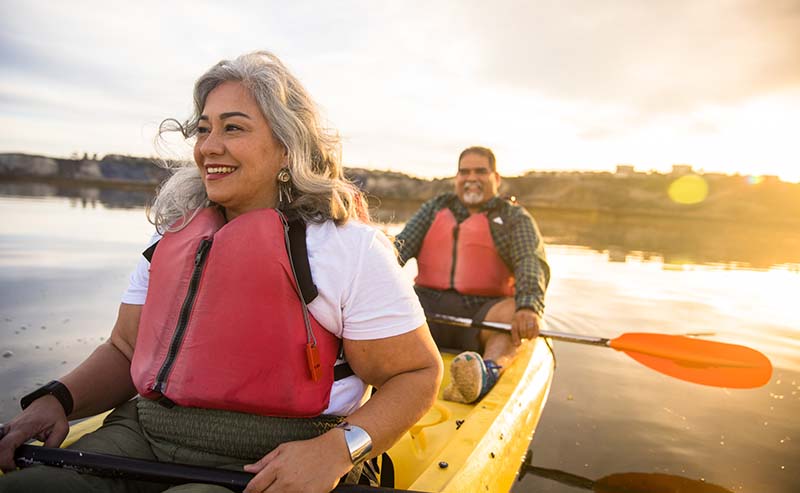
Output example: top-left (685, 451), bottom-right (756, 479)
top-left (389, 338), bottom-right (554, 492)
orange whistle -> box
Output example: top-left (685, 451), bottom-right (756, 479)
top-left (306, 342), bottom-right (321, 382)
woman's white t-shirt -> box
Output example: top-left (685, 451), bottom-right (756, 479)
top-left (122, 219), bottom-right (426, 416)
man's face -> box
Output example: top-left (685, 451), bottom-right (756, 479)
top-left (455, 152), bottom-right (500, 210)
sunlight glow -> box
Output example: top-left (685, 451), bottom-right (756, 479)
top-left (668, 175), bottom-right (709, 204)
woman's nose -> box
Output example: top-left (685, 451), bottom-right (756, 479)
top-left (200, 131), bottom-right (224, 156)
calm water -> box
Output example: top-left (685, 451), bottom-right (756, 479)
top-left (1, 184), bottom-right (798, 492)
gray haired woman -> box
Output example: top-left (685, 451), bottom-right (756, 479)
top-left (0, 51), bottom-right (442, 493)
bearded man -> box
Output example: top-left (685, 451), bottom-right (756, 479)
top-left (395, 146), bottom-right (550, 403)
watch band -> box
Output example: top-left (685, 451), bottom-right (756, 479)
top-left (335, 421), bottom-right (373, 465)
top-left (20, 380), bottom-right (74, 416)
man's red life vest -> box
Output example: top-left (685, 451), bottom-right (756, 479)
top-left (415, 208), bottom-right (514, 297)
top-left (131, 207), bottom-right (340, 418)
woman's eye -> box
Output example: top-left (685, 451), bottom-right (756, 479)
top-left (225, 124), bottom-right (242, 132)
top-left (196, 127), bottom-right (210, 135)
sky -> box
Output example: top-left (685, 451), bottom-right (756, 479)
top-left (1, 0), bottom-right (799, 181)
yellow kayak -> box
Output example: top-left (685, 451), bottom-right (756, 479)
top-left (388, 338), bottom-right (554, 492)
top-left (60, 338), bottom-right (555, 492)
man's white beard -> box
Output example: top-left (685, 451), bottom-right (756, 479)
top-left (462, 182), bottom-right (485, 205)
top-left (462, 190), bottom-right (484, 205)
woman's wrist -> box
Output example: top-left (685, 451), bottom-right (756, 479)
top-left (326, 427), bottom-right (357, 474)
top-left (20, 380), bottom-right (73, 417)
top-left (335, 421), bottom-right (373, 465)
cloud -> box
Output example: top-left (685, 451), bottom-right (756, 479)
top-left (306, 0), bottom-right (800, 162)
top-left (457, 0), bottom-right (800, 117)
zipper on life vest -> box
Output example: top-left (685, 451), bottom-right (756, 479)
top-left (449, 224), bottom-right (460, 289)
top-left (152, 238), bottom-right (213, 395)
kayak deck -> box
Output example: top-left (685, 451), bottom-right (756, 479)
top-left (62, 338), bottom-right (554, 492)
top-left (388, 338), bottom-right (554, 492)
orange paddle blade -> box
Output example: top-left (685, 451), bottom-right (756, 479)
top-left (609, 333), bottom-right (772, 388)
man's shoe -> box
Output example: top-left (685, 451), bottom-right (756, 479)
top-left (442, 351), bottom-right (501, 404)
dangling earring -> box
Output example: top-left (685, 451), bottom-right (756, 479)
top-left (277, 167), bottom-right (293, 207)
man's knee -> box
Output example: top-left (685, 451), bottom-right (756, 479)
top-left (430, 323), bottom-right (482, 353)
top-left (482, 297), bottom-right (516, 323)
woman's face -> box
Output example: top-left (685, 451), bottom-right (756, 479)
top-left (194, 81), bottom-right (286, 220)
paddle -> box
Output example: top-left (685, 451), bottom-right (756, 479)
top-left (524, 464), bottom-right (733, 493)
top-left (13, 445), bottom-right (419, 493)
top-left (427, 313), bottom-right (773, 388)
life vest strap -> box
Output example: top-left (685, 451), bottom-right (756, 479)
top-left (142, 240), bottom-right (159, 262)
top-left (334, 363), bottom-right (354, 381)
top-left (286, 215), bottom-right (318, 304)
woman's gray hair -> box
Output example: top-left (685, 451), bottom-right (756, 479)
top-left (150, 50), bottom-right (367, 232)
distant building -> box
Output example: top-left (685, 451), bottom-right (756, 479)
top-left (671, 164), bottom-right (693, 176)
top-left (615, 164), bottom-right (635, 176)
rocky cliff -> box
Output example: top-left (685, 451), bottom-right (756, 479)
top-left (0, 153), bottom-right (170, 186)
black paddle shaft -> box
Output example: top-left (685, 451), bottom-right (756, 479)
top-left (14, 445), bottom-right (419, 493)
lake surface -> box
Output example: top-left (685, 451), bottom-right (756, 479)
top-left (1, 184), bottom-right (798, 492)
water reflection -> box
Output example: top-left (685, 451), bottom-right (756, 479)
top-left (372, 198), bottom-right (800, 271)
top-left (533, 209), bottom-right (800, 271)
top-left (3, 184), bottom-right (800, 270)
top-left (523, 464), bottom-right (733, 492)
top-left (0, 182), bottom-right (155, 210)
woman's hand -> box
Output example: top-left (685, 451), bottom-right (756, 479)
top-left (242, 429), bottom-right (352, 493)
top-left (0, 396), bottom-right (69, 471)
top-left (0, 303), bottom-right (141, 472)
top-left (242, 324), bottom-right (442, 492)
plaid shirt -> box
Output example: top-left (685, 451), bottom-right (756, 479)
top-left (395, 193), bottom-right (550, 315)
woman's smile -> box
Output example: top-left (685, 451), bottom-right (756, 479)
top-left (204, 164), bottom-right (237, 180)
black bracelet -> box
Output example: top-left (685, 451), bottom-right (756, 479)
top-left (20, 380), bottom-right (74, 417)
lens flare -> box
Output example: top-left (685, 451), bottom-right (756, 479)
top-left (668, 175), bottom-right (709, 204)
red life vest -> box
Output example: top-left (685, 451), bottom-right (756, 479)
top-left (131, 207), bottom-right (340, 418)
top-left (415, 208), bottom-right (514, 297)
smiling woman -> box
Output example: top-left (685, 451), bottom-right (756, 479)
top-left (0, 51), bottom-right (442, 493)
top-left (151, 52), bottom-right (364, 233)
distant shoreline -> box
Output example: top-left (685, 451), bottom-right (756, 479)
top-left (3, 152), bottom-right (800, 227)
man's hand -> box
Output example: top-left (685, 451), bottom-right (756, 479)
top-left (511, 309), bottom-right (541, 346)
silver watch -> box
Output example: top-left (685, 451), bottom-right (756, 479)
top-left (336, 421), bottom-right (373, 465)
